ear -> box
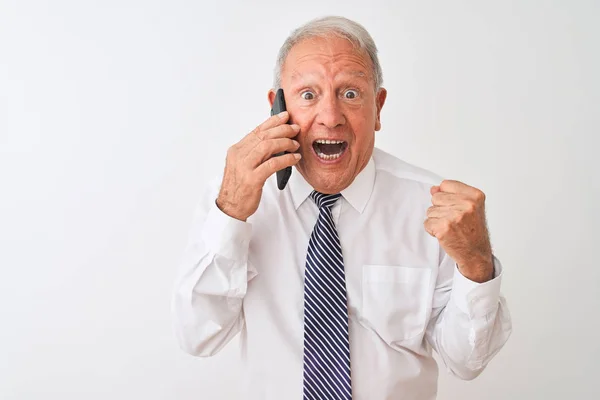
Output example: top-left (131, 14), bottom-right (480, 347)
top-left (268, 89), bottom-right (277, 108)
top-left (374, 88), bottom-right (387, 131)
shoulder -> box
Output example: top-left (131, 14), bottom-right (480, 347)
top-left (372, 147), bottom-right (444, 187)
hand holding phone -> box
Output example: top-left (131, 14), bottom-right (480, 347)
top-left (215, 92), bottom-right (300, 221)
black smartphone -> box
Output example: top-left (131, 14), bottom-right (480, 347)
top-left (270, 88), bottom-right (293, 190)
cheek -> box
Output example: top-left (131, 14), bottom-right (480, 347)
top-left (348, 117), bottom-right (371, 143)
top-left (288, 110), bottom-right (312, 136)
top-left (296, 128), bottom-right (316, 151)
top-left (346, 117), bottom-right (375, 162)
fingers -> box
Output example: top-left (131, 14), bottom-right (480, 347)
top-left (423, 217), bottom-right (435, 237)
top-left (426, 205), bottom-right (455, 219)
top-left (424, 217), bottom-right (446, 239)
top-left (246, 137), bottom-right (301, 167)
top-left (439, 180), bottom-right (468, 194)
top-left (242, 116), bottom-right (299, 150)
top-left (243, 117), bottom-right (301, 167)
top-left (438, 179), bottom-right (485, 201)
top-left (260, 123), bottom-right (300, 140)
top-left (424, 215), bottom-right (454, 239)
top-left (431, 192), bottom-right (463, 206)
top-left (257, 111), bottom-right (289, 132)
top-left (255, 152), bottom-right (302, 182)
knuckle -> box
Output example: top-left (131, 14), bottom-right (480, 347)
top-left (226, 146), bottom-right (237, 160)
top-left (423, 220), bottom-right (431, 233)
top-left (251, 127), bottom-right (264, 141)
top-left (474, 189), bottom-right (486, 202)
top-left (465, 202), bottom-right (476, 213)
top-left (256, 140), bottom-right (268, 153)
top-left (266, 157), bottom-right (277, 171)
top-left (288, 125), bottom-right (300, 136)
top-left (263, 140), bottom-right (279, 156)
top-left (441, 220), bottom-right (451, 233)
top-left (288, 139), bottom-right (299, 150)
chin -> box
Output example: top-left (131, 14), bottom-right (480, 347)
top-left (297, 154), bottom-right (358, 193)
top-left (309, 171), bottom-right (351, 194)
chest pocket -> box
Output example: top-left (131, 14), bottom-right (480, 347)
top-left (361, 265), bottom-right (433, 345)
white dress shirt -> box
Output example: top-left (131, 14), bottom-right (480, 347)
top-left (171, 147), bottom-right (512, 400)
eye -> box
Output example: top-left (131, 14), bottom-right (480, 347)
top-left (301, 91), bottom-right (315, 100)
top-left (344, 89), bottom-right (359, 99)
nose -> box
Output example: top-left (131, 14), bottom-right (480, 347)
top-left (315, 92), bottom-right (346, 129)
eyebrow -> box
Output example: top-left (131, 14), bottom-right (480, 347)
top-left (348, 70), bottom-right (367, 78)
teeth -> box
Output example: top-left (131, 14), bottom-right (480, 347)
top-left (316, 139), bottom-right (344, 145)
top-left (314, 139), bottom-right (346, 160)
top-left (316, 152), bottom-right (343, 160)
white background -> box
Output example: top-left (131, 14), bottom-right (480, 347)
top-left (1, 0), bottom-right (598, 399)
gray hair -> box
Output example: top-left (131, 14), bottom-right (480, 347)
top-left (273, 16), bottom-right (383, 91)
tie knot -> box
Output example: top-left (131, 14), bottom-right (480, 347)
top-left (310, 191), bottom-right (342, 210)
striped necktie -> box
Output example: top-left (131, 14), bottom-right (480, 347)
top-left (303, 191), bottom-right (353, 400)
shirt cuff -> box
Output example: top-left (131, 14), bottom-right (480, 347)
top-left (200, 200), bottom-right (253, 261)
top-left (450, 255), bottom-right (503, 318)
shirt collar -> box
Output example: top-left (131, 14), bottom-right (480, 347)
top-left (288, 156), bottom-right (375, 214)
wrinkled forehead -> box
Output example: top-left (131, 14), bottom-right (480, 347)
top-left (281, 36), bottom-right (374, 87)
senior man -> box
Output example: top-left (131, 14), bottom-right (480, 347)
top-left (172, 16), bottom-right (512, 400)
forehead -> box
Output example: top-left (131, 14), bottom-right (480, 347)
top-left (282, 35), bottom-right (373, 84)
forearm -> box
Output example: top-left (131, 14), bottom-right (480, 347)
top-left (432, 295), bottom-right (511, 379)
top-left (171, 194), bottom-right (255, 357)
top-left (427, 256), bottom-right (512, 379)
top-left (171, 251), bottom-right (252, 357)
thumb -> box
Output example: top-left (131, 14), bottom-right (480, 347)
top-left (430, 185), bottom-right (441, 195)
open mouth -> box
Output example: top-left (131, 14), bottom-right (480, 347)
top-left (312, 139), bottom-right (348, 160)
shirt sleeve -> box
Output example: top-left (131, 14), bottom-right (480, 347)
top-left (425, 251), bottom-right (512, 380)
top-left (171, 177), bottom-right (257, 357)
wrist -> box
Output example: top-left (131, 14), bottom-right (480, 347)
top-left (457, 254), bottom-right (494, 283)
top-left (215, 198), bottom-right (248, 222)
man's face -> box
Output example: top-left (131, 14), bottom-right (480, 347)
top-left (269, 35), bottom-right (387, 194)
